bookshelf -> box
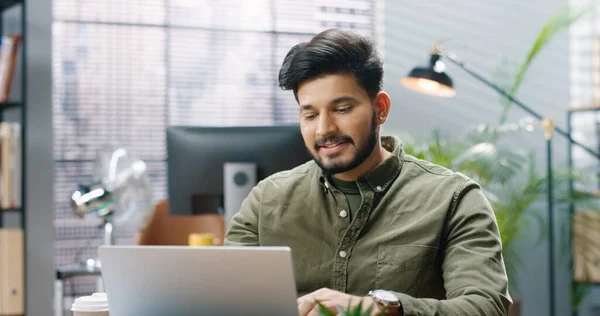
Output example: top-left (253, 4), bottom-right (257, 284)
top-left (0, 0), bottom-right (25, 315)
top-left (567, 105), bottom-right (600, 316)
top-left (0, 0), bottom-right (24, 221)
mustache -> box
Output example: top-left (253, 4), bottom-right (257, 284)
top-left (314, 135), bottom-right (353, 149)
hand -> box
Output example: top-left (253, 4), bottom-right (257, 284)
top-left (297, 288), bottom-right (383, 316)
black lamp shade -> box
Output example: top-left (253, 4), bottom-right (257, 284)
top-left (400, 54), bottom-right (456, 98)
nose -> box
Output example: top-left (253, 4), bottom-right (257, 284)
top-left (316, 113), bottom-right (337, 139)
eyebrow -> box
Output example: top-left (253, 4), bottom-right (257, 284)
top-left (299, 96), bottom-right (360, 111)
top-left (330, 96), bottom-right (360, 105)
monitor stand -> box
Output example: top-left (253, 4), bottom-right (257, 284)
top-left (223, 162), bottom-right (257, 228)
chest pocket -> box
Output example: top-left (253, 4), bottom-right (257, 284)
top-left (375, 245), bottom-right (438, 294)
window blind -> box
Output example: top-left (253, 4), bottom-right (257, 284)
top-left (569, 0), bottom-right (598, 107)
top-left (52, 0), bottom-right (378, 296)
top-left (569, 0), bottom-right (600, 182)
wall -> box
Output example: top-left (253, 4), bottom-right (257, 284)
top-left (382, 1), bottom-right (599, 316)
top-left (25, 0), bottom-right (54, 311)
top-left (2, 0), bottom-right (55, 314)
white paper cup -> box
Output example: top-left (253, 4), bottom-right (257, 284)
top-left (91, 293), bottom-right (108, 299)
top-left (71, 293), bottom-right (109, 316)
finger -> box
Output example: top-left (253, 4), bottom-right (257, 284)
top-left (318, 288), bottom-right (338, 296)
top-left (317, 296), bottom-right (357, 308)
top-left (307, 307), bottom-right (322, 316)
top-left (297, 298), bottom-right (317, 316)
top-left (311, 288), bottom-right (339, 302)
top-left (297, 292), bottom-right (312, 303)
top-left (307, 302), bottom-right (335, 316)
top-left (296, 294), bottom-right (314, 310)
top-left (362, 298), bottom-right (383, 316)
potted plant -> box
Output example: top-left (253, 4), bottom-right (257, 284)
top-left (316, 301), bottom-right (386, 316)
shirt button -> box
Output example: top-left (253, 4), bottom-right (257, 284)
top-left (339, 210), bottom-right (348, 218)
top-left (339, 251), bottom-right (347, 258)
top-left (375, 185), bottom-right (383, 192)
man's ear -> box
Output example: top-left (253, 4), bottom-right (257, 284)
top-left (374, 91), bottom-right (391, 124)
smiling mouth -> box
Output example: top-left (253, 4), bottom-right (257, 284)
top-left (315, 136), bottom-right (352, 152)
top-left (318, 141), bottom-right (349, 155)
top-left (320, 142), bottom-right (345, 149)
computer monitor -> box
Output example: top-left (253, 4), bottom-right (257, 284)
top-left (166, 125), bottom-right (312, 222)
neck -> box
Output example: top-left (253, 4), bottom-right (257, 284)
top-left (333, 142), bottom-right (392, 182)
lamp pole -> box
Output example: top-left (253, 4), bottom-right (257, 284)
top-left (442, 53), bottom-right (600, 316)
top-left (542, 118), bottom-right (556, 316)
top-left (444, 53), bottom-right (600, 160)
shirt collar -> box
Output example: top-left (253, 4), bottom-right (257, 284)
top-left (318, 135), bottom-right (404, 193)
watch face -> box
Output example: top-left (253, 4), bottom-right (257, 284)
top-left (371, 290), bottom-right (399, 303)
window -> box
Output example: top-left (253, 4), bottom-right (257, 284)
top-left (52, 0), bottom-right (380, 295)
top-left (569, 0), bottom-right (600, 184)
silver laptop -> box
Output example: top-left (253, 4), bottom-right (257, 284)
top-left (98, 245), bottom-right (299, 316)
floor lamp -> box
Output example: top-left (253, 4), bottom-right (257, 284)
top-left (400, 41), bottom-right (600, 316)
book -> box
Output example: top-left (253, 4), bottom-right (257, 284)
top-left (0, 34), bottom-right (21, 103)
top-left (0, 122), bottom-right (20, 209)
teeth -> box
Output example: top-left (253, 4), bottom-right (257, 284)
top-left (325, 143), bottom-right (340, 148)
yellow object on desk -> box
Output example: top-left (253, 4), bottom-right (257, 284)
top-left (188, 233), bottom-right (216, 246)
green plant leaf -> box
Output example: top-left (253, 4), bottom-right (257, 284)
top-left (351, 301), bottom-right (362, 316)
top-left (336, 304), bottom-right (348, 315)
top-left (453, 141), bottom-right (528, 185)
top-left (572, 282), bottom-right (593, 310)
top-left (317, 301), bottom-right (336, 316)
top-left (499, 3), bottom-right (590, 123)
top-left (530, 209), bottom-right (549, 247)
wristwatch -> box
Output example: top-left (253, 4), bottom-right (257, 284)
top-left (367, 290), bottom-right (402, 315)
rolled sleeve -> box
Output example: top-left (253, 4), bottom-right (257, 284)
top-left (223, 181), bottom-right (263, 247)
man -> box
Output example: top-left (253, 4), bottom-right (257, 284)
top-left (224, 28), bottom-right (512, 316)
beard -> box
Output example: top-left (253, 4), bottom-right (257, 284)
top-left (308, 112), bottom-right (378, 175)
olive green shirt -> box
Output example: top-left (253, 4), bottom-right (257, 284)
top-left (328, 175), bottom-right (362, 221)
top-left (224, 136), bottom-right (512, 316)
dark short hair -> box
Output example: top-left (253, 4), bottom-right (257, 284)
top-left (278, 28), bottom-right (383, 101)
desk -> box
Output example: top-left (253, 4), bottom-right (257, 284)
top-left (54, 264), bottom-right (102, 316)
